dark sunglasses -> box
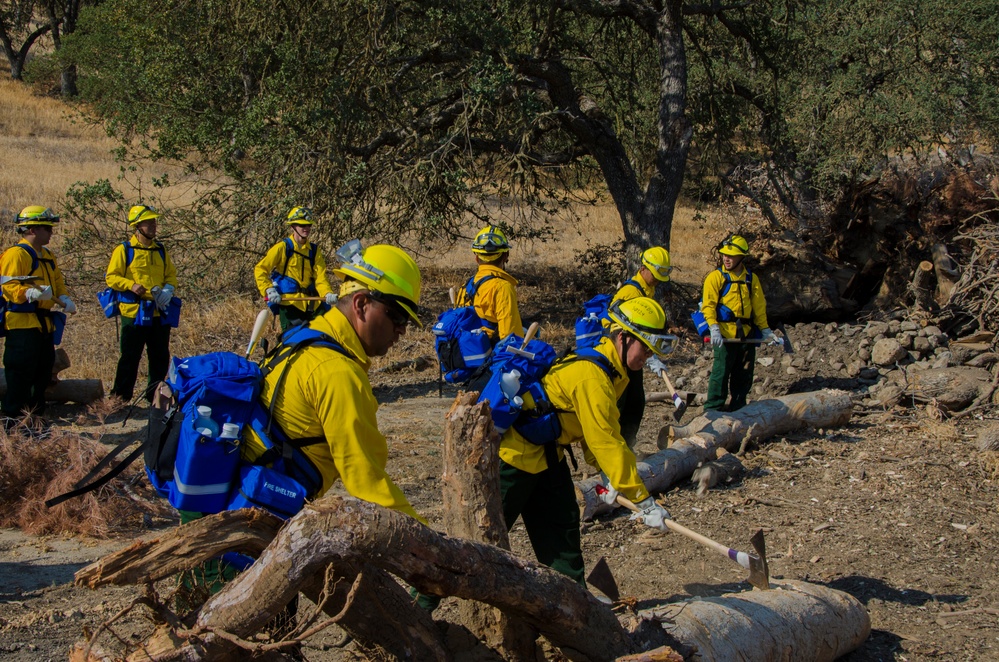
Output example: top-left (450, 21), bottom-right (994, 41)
top-left (368, 294), bottom-right (410, 327)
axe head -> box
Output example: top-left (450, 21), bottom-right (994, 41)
top-left (670, 393), bottom-right (687, 422)
top-left (748, 529), bottom-right (771, 590)
top-left (774, 323), bottom-right (794, 354)
top-left (586, 556), bottom-right (620, 602)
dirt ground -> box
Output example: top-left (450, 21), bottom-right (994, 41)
top-left (2, 316), bottom-right (998, 661)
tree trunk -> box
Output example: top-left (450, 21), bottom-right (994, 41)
top-left (888, 366), bottom-right (995, 411)
top-left (578, 390), bottom-right (854, 520)
top-left (658, 579), bottom-right (870, 661)
top-left (932, 243), bottom-right (961, 304)
top-left (442, 392), bottom-right (540, 661)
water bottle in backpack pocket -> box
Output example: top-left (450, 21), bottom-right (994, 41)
top-left (169, 403), bottom-right (242, 513)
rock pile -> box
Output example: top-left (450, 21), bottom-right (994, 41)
top-left (670, 319), bottom-right (997, 412)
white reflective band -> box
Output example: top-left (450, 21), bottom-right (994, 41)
top-left (577, 331), bottom-right (602, 340)
top-left (462, 351), bottom-right (491, 362)
top-left (172, 468), bottom-right (231, 496)
top-left (0, 275), bottom-right (38, 283)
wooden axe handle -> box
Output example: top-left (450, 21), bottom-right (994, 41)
top-left (448, 287), bottom-right (456, 305)
top-left (521, 322), bottom-right (539, 347)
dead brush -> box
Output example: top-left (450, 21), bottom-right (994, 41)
top-left (0, 424), bottom-right (160, 537)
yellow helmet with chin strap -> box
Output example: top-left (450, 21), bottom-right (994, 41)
top-left (15, 206), bottom-right (60, 227)
top-left (286, 206), bottom-right (314, 226)
top-left (128, 204), bottom-right (161, 226)
top-left (718, 234), bottom-right (750, 257)
top-left (471, 225), bottom-right (510, 260)
top-left (641, 246), bottom-right (672, 282)
top-left (607, 297), bottom-right (676, 358)
top-left (333, 239), bottom-right (422, 325)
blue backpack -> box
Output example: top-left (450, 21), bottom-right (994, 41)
top-left (97, 241), bottom-right (180, 327)
top-left (432, 274), bottom-right (497, 383)
top-left (574, 278), bottom-right (642, 349)
top-left (691, 268), bottom-right (753, 336)
top-left (143, 324), bottom-right (351, 518)
top-left (478, 334), bottom-right (618, 449)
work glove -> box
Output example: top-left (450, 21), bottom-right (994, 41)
top-left (25, 286), bottom-right (53, 302)
top-left (646, 356), bottom-right (668, 375)
top-left (760, 328), bottom-right (777, 345)
top-left (265, 288), bottom-right (282, 305)
top-left (709, 324), bottom-right (724, 348)
top-left (57, 295), bottom-right (77, 314)
top-left (325, 292), bottom-right (337, 307)
top-left (629, 497), bottom-right (671, 532)
top-left (154, 285), bottom-right (174, 310)
top-left (595, 473), bottom-right (619, 506)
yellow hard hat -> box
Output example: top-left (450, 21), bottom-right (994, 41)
top-left (128, 204), bottom-right (161, 226)
top-left (333, 240), bottom-right (422, 325)
top-left (718, 234), bottom-right (750, 257)
top-left (15, 206), bottom-right (60, 227)
top-left (471, 225), bottom-right (510, 258)
top-left (641, 246), bottom-right (672, 282)
top-left (286, 206), bottom-right (314, 226)
top-left (607, 297), bottom-right (676, 357)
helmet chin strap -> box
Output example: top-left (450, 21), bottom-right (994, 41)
top-left (137, 226), bottom-right (155, 242)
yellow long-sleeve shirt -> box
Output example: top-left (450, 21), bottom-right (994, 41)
top-left (455, 263), bottom-right (523, 341)
top-left (0, 240), bottom-right (68, 333)
top-left (611, 272), bottom-right (653, 304)
top-left (105, 237), bottom-right (178, 320)
top-left (242, 307), bottom-right (424, 523)
top-left (497, 336), bottom-right (650, 504)
top-left (700, 265), bottom-right (768, 339)
top-left (254, 237), bottom-right (335, 313)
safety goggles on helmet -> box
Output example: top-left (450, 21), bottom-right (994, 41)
top-left (15, 206), bottom-right (60, 226)
top-left (607, 299), bottom-right (677, 358)
top-left (286, 206), bottom-right (314, 226)
top-left (128, 204), bottom-right (161, 226)
top-left (334, 239), bottom-right (422, 325)
top-left (471, 225), bottom-right (511, 255)
top-left (718, 235), bottom-right (749, 256)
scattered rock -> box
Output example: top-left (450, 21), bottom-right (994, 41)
top-left (872, 338), bottom-right (907, 366)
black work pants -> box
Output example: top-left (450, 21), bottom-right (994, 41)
top-left (111, 316), bottom-right (171, 401)
top-left (2, 328), bottom-right (55, 417)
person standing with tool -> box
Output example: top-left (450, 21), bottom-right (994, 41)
top-left (1, 207), bottom-right (76, 424)
top-left (610, 246), bottom-right (672, 445)
top-left (499, 297), bottom-right (674, 585)
top-left (456, 225), bottom-right (524, 343)
top-left (254, 206), bottom-right (337, 332)
top-left (106, 204), bottom-right (179, 403)
top-left (701, 234), bottom-right (775, 412)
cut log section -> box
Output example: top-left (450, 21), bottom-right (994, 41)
top-left (578, 389), bottom-right (854, 520)
top-left (0, 370), bottom-right (104, 404)
top-left (912, 260), bottom-right (935, 310)
top-left (652, 579), bottom-right (871, 661)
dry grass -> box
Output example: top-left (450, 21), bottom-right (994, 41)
top-left (0, 420), bottom-right (163, 537)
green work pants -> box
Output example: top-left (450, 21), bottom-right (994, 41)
top-left (500, 457), bottom-right (585, 584)
top-left (617, 366), bottom-right (646, 448)
top-left (2, 328), bottom-right (55, 417)
top-left (704, 342), bottom-right (756, 411)
top-left (111, 316), bottom-right (171, 401)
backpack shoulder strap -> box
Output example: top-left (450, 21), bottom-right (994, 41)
top-left (281, 237), bottom-right (295, 274)
top-left (308, 242), bottom-right (318, 268)
top-left (554, 348), bottom-right (620, 381)
top-left (621, 278), bottom-right (644, 296)
top-left (465, 274), bottom-right (497, 303)
top-left (18, 244), bottom-right (40, 273)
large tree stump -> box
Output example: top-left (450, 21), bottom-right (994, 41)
top-left (442, 392), bottom-right (539, 661)
top-left (888, 366), bottom-right (995, 411)
top-left (654, 579), bottom-right (870, 660)
top-left (578, 390), bottom-right (854, 520)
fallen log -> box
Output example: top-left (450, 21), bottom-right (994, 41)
top-left (578, 390), bottom-right (854, 520)
top-left (888, 366), bottom-right (994, 411)
top-left (650, 579), bottom-right (870, 661)
top-left (0, 371), bottom-right (104, 404)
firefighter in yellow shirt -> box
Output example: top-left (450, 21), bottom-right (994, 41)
top-left (254, 206), bottom-right (336, 331)
top-left (701, 235), bottom-right (773, 411)
top-left (499, 297), bottom-right (674, 583)
top-left (0, 207), bottom-right (76, 421)
top-left (455, 225), bottom-right (523, 342)
top-left (611, 246), bottom-right (672, 445)
top-left (106, 205), bottom-right (179, 402)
